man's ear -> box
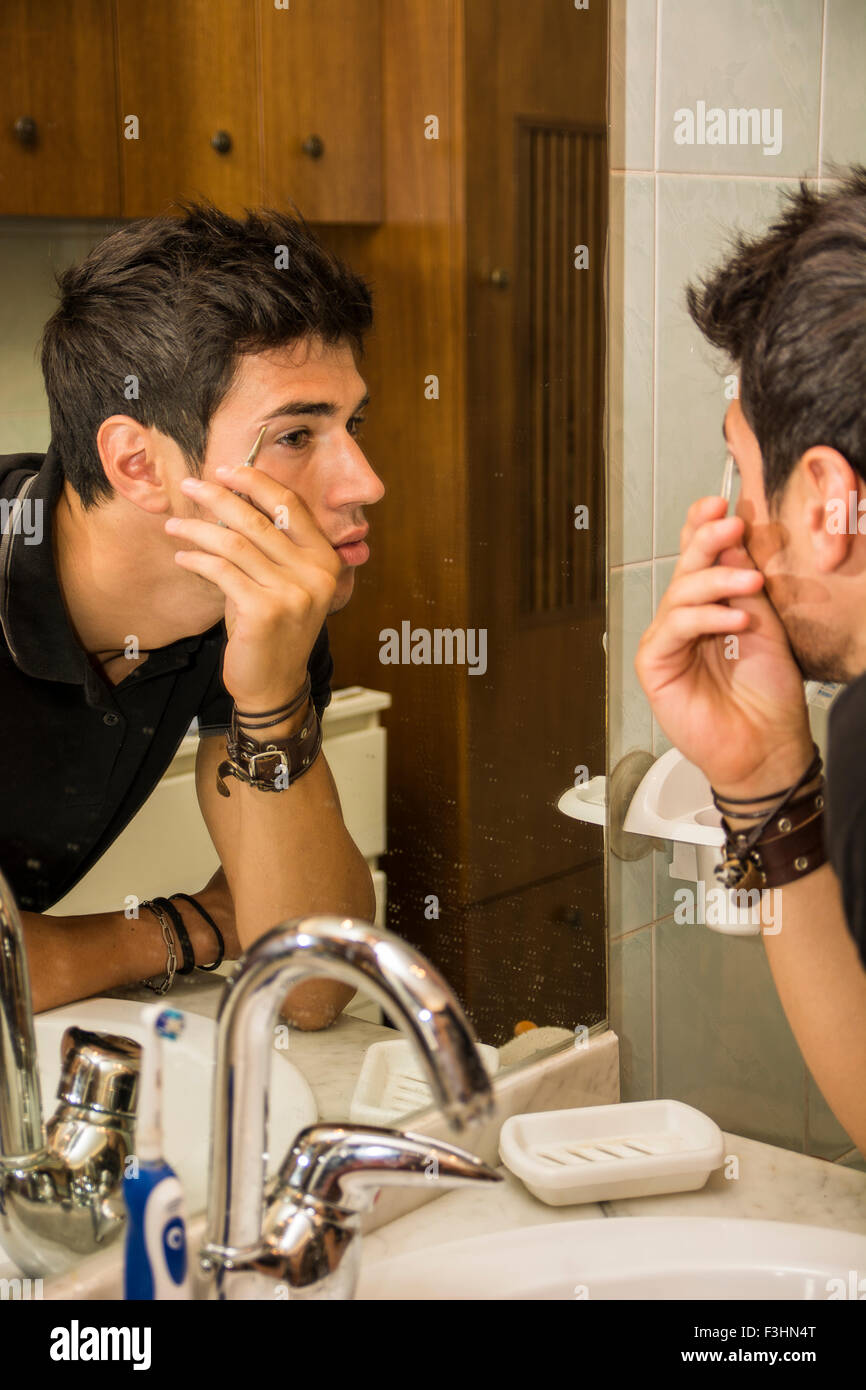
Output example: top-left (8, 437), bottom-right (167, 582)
top-left (800, 446), bottom-right (863, 574)
top-left (95, 416), bottom-right (173, 514)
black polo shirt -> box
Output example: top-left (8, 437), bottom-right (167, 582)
top-left (0, 445), bottom-right (333, 912)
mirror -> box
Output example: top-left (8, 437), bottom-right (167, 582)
top-left (607, 0), bottom-right (866, 1166)
top-left (0, 0), bottom-right (609, 1130)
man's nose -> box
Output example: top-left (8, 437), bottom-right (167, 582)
top-left (331, 436), bottom-right (385, 509)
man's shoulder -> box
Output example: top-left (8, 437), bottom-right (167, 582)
top-left (0, 450), bottom-right (46, 498)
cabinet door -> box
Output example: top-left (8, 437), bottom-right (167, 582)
top-left (116, 0), bottom-right (261, 218)
top-left (0, 0), bottom-right (120, 217)
top-left (260, 0), bottom-right (382, 224)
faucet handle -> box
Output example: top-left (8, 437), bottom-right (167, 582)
top-left (272, 1122), bottom-right (502, 1214)
top-left (55, 1027), bottom-right (141, 1118)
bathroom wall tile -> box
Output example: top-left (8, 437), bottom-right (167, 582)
top-left (0, 412), bottom-right (51, 456)
top-left (654, 176), bottom-right (793, 556)
top-left (609, 926), bottom-right (654, 1100)
top-left (650, 555), bottom-right (677, 756)
top-left (656, 919), bottom-right (807, 1149)
top-left (609, 0), bottom-right (658, 172)
top-left (805, 1068), bottom-right (856, 1160)
top-left (821, 0), bottom-right (866, 174)
top-left (654, 842), bottom-right (681, 922)
top-left (657, 0), bottom-right (822, 177)
top-left (608, 562), bottom-right (653, 768)
top-left (608, 173), bottom-right (654, 567)
top-left (609, 851), bottom-right (653, 940)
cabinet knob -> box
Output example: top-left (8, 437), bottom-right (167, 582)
top-left (301, 134), bottom-right (325, 160)
top-left (13, 115), bottom-right (37, 148)
top-left (210, 130), bottom-right (233, 155)
top-left (488, 267), bottom-right (510, 290)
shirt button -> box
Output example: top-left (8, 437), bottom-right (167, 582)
top-left (103, 712), bottom-right (120, 726)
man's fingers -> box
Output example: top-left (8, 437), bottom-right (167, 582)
top-left (674, 513), bottom-right (747, 579)
top-left (661, 564), bottom-right (764, 614)
top-left (173, 548), bottom-right (263, 607)
top-left (641, 603), bottom-right (751, 667)
top-left (679, 494), bottom-right (729, 551)
top-left (213, 465), bottom-right (323, 548)
top-left (167, 516), bottom-right (279, 585)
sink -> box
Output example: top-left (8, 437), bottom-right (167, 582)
top-left (0, 995), bottom-right (317, 1270)
top-left (356, 1216), bottom-right (866, 1300)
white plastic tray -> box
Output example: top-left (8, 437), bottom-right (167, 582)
top-left (499, 1099), bottom-right (724, 1206)
top-left (350, 1038), bottom-right (500, 1126)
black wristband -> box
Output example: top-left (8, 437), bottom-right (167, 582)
top-left (169, 892), bottom-right (225, 972)
top-left (152, 896), bottom-right (195, 975)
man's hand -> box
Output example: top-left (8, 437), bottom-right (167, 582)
top-left (635, 496), bottom-right (814, 797)
top-left (166, 466), bottom-right (341, 716)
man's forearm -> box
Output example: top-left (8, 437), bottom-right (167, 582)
top-left (211, 744), bottom-right (375, 1028)
top-left (759, 862), bottom-right (866, 1154)
top-left (21, 898), bottom-right (222, 1013)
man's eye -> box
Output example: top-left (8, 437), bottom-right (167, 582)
top-left (275, 429), bottom-right (310, 449)
top-left (347, 414), bottom-right (366, 438)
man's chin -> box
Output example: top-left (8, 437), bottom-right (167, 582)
top-left (328, 571), bottom-right (356, 615)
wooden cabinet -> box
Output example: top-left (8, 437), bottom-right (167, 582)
top-left (116, 0), bottom-right (261, 219)
top-left (0, 0), bottom-right (382, 223)
top-left (260, 0), bottom-right (382, 224)
top-left (324, 0), bottom-right (608, 1040)
top-left (0, 0), bottom-right (120, 217)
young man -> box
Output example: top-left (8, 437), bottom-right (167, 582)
top-left (0, 201), bottom-right (384, 1027)
top-left (636, 168), bottom-right (866, 1153)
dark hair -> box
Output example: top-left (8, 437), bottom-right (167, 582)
top-left (40, 200), bottom-right (373, 507)
top-left (686, 166), bottom-right (866, 505)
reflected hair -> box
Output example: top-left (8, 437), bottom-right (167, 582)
top-left (686, 165), bottom-right (866, 506)
top-left (40, 199), bottom-right (374, 508)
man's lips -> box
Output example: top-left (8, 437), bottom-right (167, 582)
top-left (332, 528), bottom-right (370, 567)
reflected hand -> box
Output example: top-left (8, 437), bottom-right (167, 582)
top-left (635, 496), bottom-right (814, 798)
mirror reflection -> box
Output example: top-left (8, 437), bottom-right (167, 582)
top-left (0, 0), bottom-right (608, 1140)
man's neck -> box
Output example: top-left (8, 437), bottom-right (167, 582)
top-left (53, 482), bottom-right (220, 658)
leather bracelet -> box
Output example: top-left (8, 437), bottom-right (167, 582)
top-left (151, 896), bottom-right (195, 975)
top-left (717, 781), bottom-right (827, 890)
top-left (170, 892), bottom-right (225, 971)
top-left (234, 675), bottom-right (311, 729)
top-left (717, 810), bottom-right (828, 890)
top-left (140, 900), bottom-right (178, 994)
top-left (216, 699), bottom-right (322, 797)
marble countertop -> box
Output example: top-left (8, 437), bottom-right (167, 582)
top-left (362, 1131), bottom-right (866, 1267)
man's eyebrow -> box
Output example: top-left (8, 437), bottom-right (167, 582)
top-left (259, 391), bottom-right (370, 424)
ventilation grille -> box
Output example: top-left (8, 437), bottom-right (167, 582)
top-left (515, 120), bottom-right (606, 616)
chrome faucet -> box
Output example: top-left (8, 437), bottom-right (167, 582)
top-left (200, 916), bottom-right (502, 1300)
top-left (0, 867), bottom-right (141, 1276)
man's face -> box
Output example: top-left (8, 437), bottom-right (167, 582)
top-left (192, 335), bottom-right (384, 614)
top-left (724, 397), bottom-right (856, 682)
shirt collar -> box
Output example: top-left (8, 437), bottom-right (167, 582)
top-left (2, 443), bottom-right (213, 690)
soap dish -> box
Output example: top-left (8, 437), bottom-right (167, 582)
top-left (498, 1099), bottom-right (724, 1206)
top-left (350, 1039), bottom-right (500, 1126)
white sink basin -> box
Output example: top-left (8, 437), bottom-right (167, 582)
top-left (0, 996), bottom-right (317, 1270)
top-left (357, 1216), bottom-right (866, 1300)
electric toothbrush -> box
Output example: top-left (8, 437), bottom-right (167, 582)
top-left (123, 1004), bottom-right (191, 1300)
